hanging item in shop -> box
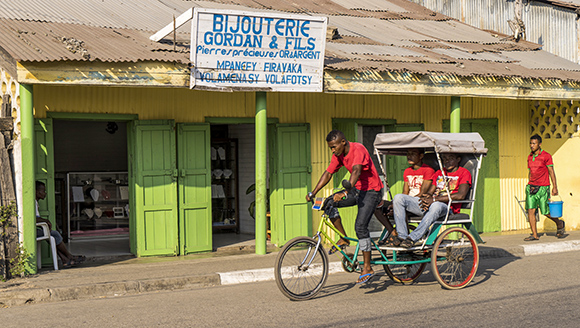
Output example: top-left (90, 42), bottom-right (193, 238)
top-left (105, 122), bottom-right (118, 134)
top-left (90, 188), bottom-right (100, 201)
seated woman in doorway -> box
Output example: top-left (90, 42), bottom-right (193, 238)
top-left (36, 181), bottom-right (85, 268)
top-left (375, 148), bottom-right (434, 245)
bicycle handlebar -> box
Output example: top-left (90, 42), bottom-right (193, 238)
top-left (341, 179), bottom-right (352, 190)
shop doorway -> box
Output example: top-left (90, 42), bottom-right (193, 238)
top-left (210, 124), bottom-right (260, 249)
top-left (208, 121), bottom-right (312, 248)
top-left (53, 119), bottom-right (131, 257)
top-left (34, 115), bottom-right (136, 260)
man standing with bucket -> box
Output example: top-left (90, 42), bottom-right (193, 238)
top-left (524, 134), bottom-right (566, 241)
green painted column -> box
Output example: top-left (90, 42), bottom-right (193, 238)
top-left (20, 84), bottom-right (37, 274)
top-left (255, 92), bottom-right (267, 255)
top-left (450, 96), bottom-right (461, 133)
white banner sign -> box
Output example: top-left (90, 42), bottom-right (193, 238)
top-left (191, 8), bottom-right (327, 92)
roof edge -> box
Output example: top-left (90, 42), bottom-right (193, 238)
top-left (0, 46), bottom-right (17, 80)
top-left (324, 70), bottom-right (580, 100)
top-left (536, 0), bottom-right (580, 10)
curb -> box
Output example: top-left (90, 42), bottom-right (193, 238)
top-left (520, 239), bottom-right (580, 256)
top-left (0, 274), bottom-right (220, 308)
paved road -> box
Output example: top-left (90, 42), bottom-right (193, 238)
top-left (3, 251), bottom-right (579, 327)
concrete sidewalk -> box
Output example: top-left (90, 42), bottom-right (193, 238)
top-left (2, 230), bottom-right (580, 307)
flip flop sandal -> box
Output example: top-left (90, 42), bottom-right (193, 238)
top-left (524, 235), bottom-right (539, 241)
top-left (328, 244), bottom-right (347, 255)
top-left (356, 273), bottom-right (375, 285)
top-left (378, 234), bottom-right (398, 246)
top-left (62, 259), bottom-right (77, 269)
top-left (556, 221), bottom-right (566, 239)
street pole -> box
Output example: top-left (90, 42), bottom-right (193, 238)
top-left (450, 96), bottom-right (461, 133)
top-left (20, 84), bottom-right (37, 274)
top-left (255, 91), bottom-right (267, 255)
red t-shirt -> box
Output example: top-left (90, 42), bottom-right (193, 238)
top-left (326, 142), bottom-right (384, 191)
top-left (403, 164), bottom-right (435, 197)
top-left (528, 149), bottom-right (553, 186)
top-left (433, 166), bottom-right (472, 214)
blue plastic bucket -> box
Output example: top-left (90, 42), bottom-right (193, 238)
top-left (548, 201), bottom-right (564, 218)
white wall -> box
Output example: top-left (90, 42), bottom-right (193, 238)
top-left (228, 124), bottom-right (256, 235)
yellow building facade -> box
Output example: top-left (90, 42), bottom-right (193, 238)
top-left (28, 83), bottom-right (578, 236)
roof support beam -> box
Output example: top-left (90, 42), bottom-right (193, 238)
top-left (17, 61), bottom-right (580, 100)
top-left (324, 71), bottom-right (580, 100)
top-left (149, 8), bottom-right (193, 42)
top-left (17, 62), bottom-right (190, 87)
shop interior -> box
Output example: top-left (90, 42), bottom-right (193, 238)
top-left (53, 120), bottom-right (131, 257)
top-left (210, 124), bottom-right (258, 248)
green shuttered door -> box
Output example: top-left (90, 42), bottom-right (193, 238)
top-left (443, 119), bottom-right (500, 233)
top-left (177, 124), bottom-right (212, 254)
top-left (34, 118), bottom-right (55, 265)
top-left (270, 124), bottom-right (311, 245)
top-left (131, 120), bottom-right (179, 256)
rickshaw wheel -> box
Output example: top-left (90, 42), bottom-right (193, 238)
top-left (382, 250), bottom-right (426, 284)
top-left (431, 227), bottom-right (479, 290)
top-left (341, 253), bottom-right (360, 273)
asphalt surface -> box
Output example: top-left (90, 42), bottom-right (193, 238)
top-left (1, 229), bottom-right (579, 308)
top-left (4, 252), bottom-right (580, 328)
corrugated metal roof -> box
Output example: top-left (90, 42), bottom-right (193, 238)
top-left (410, 0), bottom-right (580, 64)
top-left (429, 48), bottom-right (513, 62)
top-left (329, 16), bottom-right (436, 46)
top-left (540, 0), bottom-right (580, 9)
top-left (2, 0), bottom-right (580, 84)
top-left (0, 19), bottom-right (189, 62)
top-left (396, 20), bottom-right (506, 44)
top-left (331, 0), bottom-right (409, 12)
top-left (327, 43), bottom-right (427, 58)
top-left (503, 50), bottom-right (580, 71)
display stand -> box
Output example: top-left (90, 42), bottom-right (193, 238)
top-left (66, 172), bottom-right (129, 239)
top-left (211, 139), bottom-right (239, 233)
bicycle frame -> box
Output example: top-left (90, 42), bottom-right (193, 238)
top-left (313, 211), bottom-right (432, 268)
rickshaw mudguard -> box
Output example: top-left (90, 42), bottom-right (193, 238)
top-left (427, 223), bottom-right (485, 245)
top-left (425, 224), bottom-right (443, 245)
top-left (464, 223), bottom-right (485, 244)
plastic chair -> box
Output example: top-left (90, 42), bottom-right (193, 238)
top-left (36, 222), bottom-right (59, 270)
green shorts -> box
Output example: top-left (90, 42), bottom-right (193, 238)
top-left (525, 185), bottom-right (550, 215)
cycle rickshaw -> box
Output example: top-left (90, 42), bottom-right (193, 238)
top-left (275, 131), bottom-right (487, 301)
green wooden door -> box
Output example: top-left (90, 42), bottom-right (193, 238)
top-left (130, 120), bottom-right (179, 256)
top-left (34, 118), bottom-right (55, 265)
top-left (443, 119), bottom-right (500, 233)
top-left (177, 124), bottom-right (212, 254)
top-left (269, 124), bottom-right (311, 245)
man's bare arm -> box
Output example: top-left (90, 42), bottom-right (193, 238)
top-left (548, 166), bottom-right (558, 196)
top-left (307, 171), bottom-right (333, 201)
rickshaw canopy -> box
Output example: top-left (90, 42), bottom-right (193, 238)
top-left (374, 131), bottom-right (488, 155)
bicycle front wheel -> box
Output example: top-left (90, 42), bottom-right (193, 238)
top-left (431, 227), bottom-right (479, 289)
top-left (275, 237), bottom-right (329, 301)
